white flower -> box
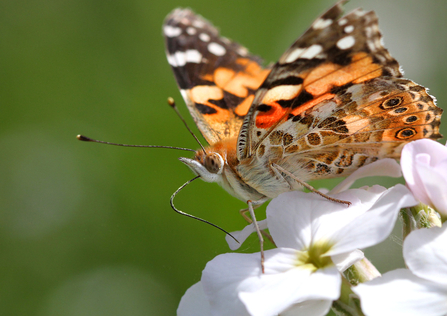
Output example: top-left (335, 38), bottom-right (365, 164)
top-left (177, 282), bottom-right (212, 316)
top-left (179, 184), bottom-right (416, 316)
top-left (226, 158), bottom-right (403, 250)
top-left (401, 139), bottom-right (447, 217)
top-left (353, 224), bottom-right (447, 316)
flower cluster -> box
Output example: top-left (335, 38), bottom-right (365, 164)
top-left (178, 140), bottom-right (447, 316)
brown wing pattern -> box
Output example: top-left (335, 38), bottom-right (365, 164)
top-left (164, 9), bottom-right (270, 145)
top-left (237, 1), bottom-right (406, 159)
top-left (235, 1), bottom-right (441, 183)
top-left (259, 77), bottom-right (442, 182)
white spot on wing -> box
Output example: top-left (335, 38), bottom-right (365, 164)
top-left (199, 33), bottom-right (210, 42)
top-left (237, 46), bottom-right (249, 56)
top-left (186, 27), bottom-right (197, 35)
top-left (185, 49), bottom-right (202, 63)
top-left (283, 44), bottom-right (323, 63)
top-left (208, 42), bottom-right (226, 56)
top-left (164, 25), bottom-right (182, 37)
top-left (171, 49), bottom-right (203, 67)
top-left (284, 48), bottom-right (305, 63)
top-left (337, 36), bottom-right (355, 50)
top-left (338, 18), bottom-right (347, 26)
top-left (180, 89), bottom-right (189, 102)
top-left (167, 54), bottom-right (177, 67)
top-left (262, 85), bottom-right (302, 104)
top-left (344, 25), bottom-right (354, 33)
top-left (301, 44), bottom-right (323, 59)
top-left (354, 9), bottom-right (366, 17)
top-left (313, 18), bottom-right (332, 29)
top-left (192, 19), bottom-right (205, 28)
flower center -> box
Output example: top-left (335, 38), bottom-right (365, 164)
top-left (296, 240), bottom-right (334, 272)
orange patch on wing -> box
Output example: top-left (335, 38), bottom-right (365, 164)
top-left (235, 95), bottom-right (254, 116)
top-left (237, 58), bottom-right (269, 77)
top-left (214, 67), bottom-right (236, 89)
top-left (201, 73), bottom-right (214, 82)
top-left (190, 85), bottom-right (231, 121)
top-left (255, 103), bottom-right (287, 129)
top-left (291, 93), bottom-right (335, 116)
top-left (223, 60), bottom-right (270, 98)
top-left (304, 52), bottom-right (382, 95)
top-left (205, 109), bottom-right (231, 126)
top-left (201, 59), bottom-right (270, 99)
top-left (190, 85), bottom-right (223, 103)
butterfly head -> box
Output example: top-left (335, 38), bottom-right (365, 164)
top-left (179, 151), bottom-right (225, 183)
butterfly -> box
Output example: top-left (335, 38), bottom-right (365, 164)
top-left (163, 1), bottom-right (442, 248)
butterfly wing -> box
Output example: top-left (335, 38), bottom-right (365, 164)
top-left (237, 2), bottom-right (442, 183)
top-left (164, 9), bottom-right (270, 145)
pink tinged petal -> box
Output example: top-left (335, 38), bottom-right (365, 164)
top-left (328, 185), bottom-right (417, 256)
top-left (435, 158), bottom-right (447, 179)
top-left (353, 269), bottom-right (447, 316)
top-left (281, 300), bottom-right (333, 316)
top-left (401, 139), bottom-right (447, 206)
top-left (330, 158), bottom-right (402, 194)
top-left (332, 250), bottom-right (364, 272)
top-left (414, 161), bottom-right (447, 215)
top-left (225, 220), bottom-right (268, 250)
top-left (177, 282), bottom-right (212, 316)
top-left (201, 249), bottom-right (298, 316)
top-left (404, 225), bottom-right (447, 285)
top-left (239, 267), bottom-right (341, 316)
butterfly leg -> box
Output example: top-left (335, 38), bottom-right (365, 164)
top-left (271, 163), bottom-right (351, 206)
top-left (239, 207), bottom-right (276, 246)
top-left (247, 200), bottom-right (266, 273)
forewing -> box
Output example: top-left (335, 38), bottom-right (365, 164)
top-left (236, 1), bottom-right (442, 186)
top-left (237, 1), bottom-right (403, 159)
top-left (164, 9), bottom-right (270, 145)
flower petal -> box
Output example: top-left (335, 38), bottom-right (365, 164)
top-left (404, 225), bottom-right (447, 285)
top-left (330, 158), bottom-right (402, 194)
top-left (328, 185), bottom-right (417, 256)
top-left (202, 248), bottom-right (340, 316)
top-left (401, 139), bottom-right (447, 207)
top-left (266, 191), bottom-right (330, 250)
top-left (413, 160), bottom-right (447, 215)
top-left (201, 249), bottom-right (296, 316)
top-left (177, 282), bottom-right (212, 316)
top-left (332, 249), bottom-right (364, 272)
top-left (239, 267), bottom-right (340, 316)
top-left (281, 300), bottom-right (333, 316)
top-left (225, 220), bottom-right (268, 250)
top-left (353, 269), bottom-right (447, 316)
top-left (267, 186), bottom-right (388, 250)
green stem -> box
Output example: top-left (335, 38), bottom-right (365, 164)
top-left (331, 278), bottom-right (365, 316)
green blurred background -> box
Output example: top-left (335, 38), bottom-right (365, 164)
top-left (1, 0), bottom-right (446, 315)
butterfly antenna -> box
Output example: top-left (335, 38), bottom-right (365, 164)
top-left (171, 176), bottom-right (239, 243)
top-left (167, 97), bottom-right (207, 154)
top-left (76, 135), bottom-right (196, 152)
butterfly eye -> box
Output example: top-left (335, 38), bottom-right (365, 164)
top-left (204, 153), bottom-right (224, 174)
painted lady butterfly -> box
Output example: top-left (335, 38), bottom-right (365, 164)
top-left (163, 1), bottom-right (442, 236)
